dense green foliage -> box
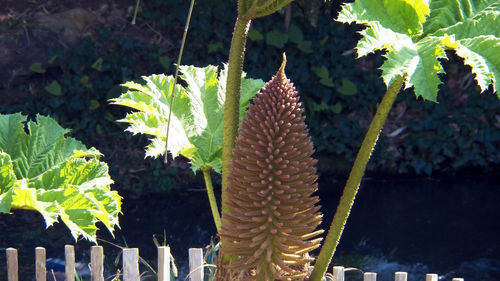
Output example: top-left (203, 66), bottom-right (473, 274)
top-left (0, 113), bottom-right (121, 242)
top-left (1, 0), bottom-right (498, 193)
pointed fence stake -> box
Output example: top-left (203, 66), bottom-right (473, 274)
top-left (91, 246), bottom-right (104, 281)
top-left (123, 248), bottom-right (140, 281)
top-left (188, 248), bottom-right (204, 281)
top-left (158, 246), bottom-right (171, 281)
top-left (6, 248), bottom-right (18, 281)
top-left (35, 247), bottom-right (46, 281)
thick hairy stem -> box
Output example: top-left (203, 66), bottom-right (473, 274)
top-left (220, 16), bottom-right (251, 264)
top-left (309, 75), bottom-right (405, 281)
top-left (202, 167), bottom-right (221, 231)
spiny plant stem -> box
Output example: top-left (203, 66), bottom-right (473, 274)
top-left (309, 75), bottom-right (405, 281)
top-left (220, 15), bottom-right (252, 264)
top-left (202, 167), bottom-right (221, 231)
top-left (164, 0), bottom-right (196, 164)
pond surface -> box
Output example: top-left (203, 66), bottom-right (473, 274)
top-left (321, 176), bottom-right (500, 281)
top-left (1, 176), bottom-right (499, 280)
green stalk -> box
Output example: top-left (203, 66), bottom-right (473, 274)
top-left (309, 75), bottom-right (405, 281)
top-left (221, 16), bottom-right (251, 211)
top-left (202, 167), bottom-right (221, 231)
top-left (219, 16), bottom-right (252, 266)
top-left (217, 1), bottom-right (296, 274)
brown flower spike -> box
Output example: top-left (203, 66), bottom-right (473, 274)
top-left (220, 55), bottom-right (323, 281)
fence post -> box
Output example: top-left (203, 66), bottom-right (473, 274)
top-left (91, 246), bottom-right (104, 281)
top-left (332, 266), bottom-right (344, 281)
top-left (123, 248), bottom-right (140, 281)
top-left (65, 245), bottom-right (76, 281)
top-left (364, 272), bottom-right (377, 281)
top-left (35, 247), bottom-right (46, 281)
top-left (6, 248), bottom-right (18, 281)
top-left (395, 272), bottom-right (407, 281)
top-left (188, 248), bottom-right (204, 281)
top-left (426, 273), bottom-right (438, 281)
top-left (158, 246), bottom-right (171, 281)
top-left (452, 278), bottom-right (464, 281)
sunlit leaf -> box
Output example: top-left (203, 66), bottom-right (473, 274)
top-left (423, 0), bottom-right (500, 37)
top-left (0, 153), bottom-right (16, 193)
top-left (338, 0), bottom-right (500, 100)
top-left (0, 113), bottom-right (121, 242)
top-left (110, 65), bottom-right (264, 173)
top-left (338, 0), bottom-right (429, 37)
top-left (454, 35), bottom-right (500, 93)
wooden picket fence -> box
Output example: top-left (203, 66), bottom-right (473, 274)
top-left (4, 245), bottom-right (465, 281)
top-left (327, 266), bottom-right (464, 281)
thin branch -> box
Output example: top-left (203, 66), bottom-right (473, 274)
top-left (164, 0), bottom-right (196, 164)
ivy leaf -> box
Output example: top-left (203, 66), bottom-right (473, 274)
top-left (249, 29), bottom-right (264, 41)
top-left (110, 65), bottom-right (264, 173)
top-left (266, 30), bottom-right (288, 48)
top-left (298, 41), bottom-right (313, 53)
top-left (338, 0), bottom-right (499, 100)
top-left (288, 24), bottom-right (304, 44)
top-left (337, 78), bottom-right (358, 95)
top-left (0, 113), bottom-right (121, 242)
top-left (45, 80), bottom-right (63, 96)
top-left (208, 42), bottom-right (224, 54)
top-left (29, 62), bottom-right (46, 74)
top-left (239, 0), bottom-right (294, 19)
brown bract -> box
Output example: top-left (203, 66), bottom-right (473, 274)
top-left (219, 60), bottom-right (323, 281)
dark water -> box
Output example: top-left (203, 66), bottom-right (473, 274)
top-left (320, 176), bottom-right (500, 280)
top-left (1, 176), bottom-right (499, 280)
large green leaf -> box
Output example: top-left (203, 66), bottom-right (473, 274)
top-left (423, 0), bottom-right (500, 36)
top-left (0, 153), bottom-right (16, 193)
top-left (338, 0), bottom-right (500, 100)
top-left (110, 65), bottom-right (264, 173)
top-left (0, 113), bottom-right (121, 242)
top-left (338, 0), bottom-right (429, 37)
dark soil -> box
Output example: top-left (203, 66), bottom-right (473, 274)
top-left (1, 0), bottom-right (176, 87)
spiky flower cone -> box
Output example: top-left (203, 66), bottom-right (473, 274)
top-left (219, 56), bottom-right (323, 281)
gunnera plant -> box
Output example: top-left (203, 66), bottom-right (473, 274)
top-left (219, 56), bottom-right (323, 281)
